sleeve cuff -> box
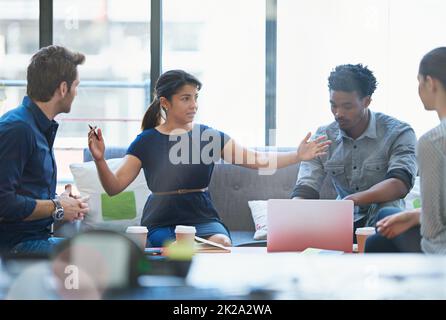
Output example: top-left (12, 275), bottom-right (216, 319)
top-left (22, 197), bottom-right (38, 220)
top-left (290, 185), bottom-right (320, 199)
top-left (385, 168), bottom-right (413, 193)
top-left (0, 194), bottom-right (37, 222)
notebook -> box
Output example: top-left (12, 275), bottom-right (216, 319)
top-left (195, 236), bottom-right (231, 253)
top-left (301, 248), bottom-right (344, 255)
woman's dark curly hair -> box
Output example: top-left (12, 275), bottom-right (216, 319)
top-left (328, 64), bottom-right (377, 98)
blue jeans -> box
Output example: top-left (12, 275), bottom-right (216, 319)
top-left (10, 237), bottom-right (65, 256)
top-left (365, 207), bottom-right (421, 253)
top-left (148, 221), bottom-right (231, 247)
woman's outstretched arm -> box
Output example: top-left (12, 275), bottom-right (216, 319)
top-left (221, 133), bottom-right (331, 169)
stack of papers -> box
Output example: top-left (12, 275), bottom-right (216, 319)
top-left (195, 236), bottom-right (231, 253)
top-left (301, 248), bottom-right (344, 255)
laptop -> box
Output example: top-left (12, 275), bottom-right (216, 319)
top-left (267, 199), bottom-right (354, 253)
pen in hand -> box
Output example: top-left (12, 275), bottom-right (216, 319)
top-left (88, 124), bottom-right (99, 140)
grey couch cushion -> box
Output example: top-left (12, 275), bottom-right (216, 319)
top-left (208, 162), bottom-right (299, 232)
top-left (84, 148), bottom-right (128, 162)
top-left (83, 147), bottom-right (337, 245)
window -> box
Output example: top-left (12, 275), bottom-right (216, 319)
top-left (0, 0), bottom-right (39, 115)
top-left (3, 0), bottom-right (445, 188)
top-left (53, 0), bottom-right (151, 183)
top-left (163, 0), bottom-right (265, 146)
top-left (276, 0), bottom-right (443, 146)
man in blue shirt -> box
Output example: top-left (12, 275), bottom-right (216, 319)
top-left (0, 45), bottom-right (89, 255)
top-left (292, 64), bottom-right (418, 230)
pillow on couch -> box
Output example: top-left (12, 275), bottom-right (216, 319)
top-left (248, 200), bottom-right (268, 240)
top-left (70, 158), bottom-right (151, 232)
top-left (404, 176), bottom-right (421, 209)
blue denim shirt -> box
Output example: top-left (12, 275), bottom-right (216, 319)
top-left (0, 96), bottom-right (58, 250)
top-left (292, 111), bottom-right (418, 226)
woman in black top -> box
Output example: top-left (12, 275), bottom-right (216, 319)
top-left (88, 70), bottom-right (330, 247)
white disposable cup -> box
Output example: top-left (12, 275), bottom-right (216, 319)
top-left (355, 227), bottom-right (376, 253)
top-left (175, 225), bottom-right (196, 245)
top-left (126, 226), bottom-right (148, 250)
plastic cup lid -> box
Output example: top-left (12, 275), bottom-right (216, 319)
top-left (126, 226), bottom-right (148, 233)
top-left (175, 225), bottom-right (196, 234)
top-left (355, 227), bottom-right (376, 235)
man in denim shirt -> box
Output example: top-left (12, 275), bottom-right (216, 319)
top-left (291, 64), bottom-right (418, 229)
top-left (0, 46), bottom-right (89, 255)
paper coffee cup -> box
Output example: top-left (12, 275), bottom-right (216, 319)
top-left (175, 225), bottom-right (196, 244)
top-left (126, 226), bottom-right (148, 250)
top-left (355, 227), bottom-right (376, 253)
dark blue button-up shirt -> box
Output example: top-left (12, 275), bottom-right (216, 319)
top-left (0, 96), bottom-right (58, 250)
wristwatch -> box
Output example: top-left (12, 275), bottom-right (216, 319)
top-left (51, 197), bottom-right (64, 221)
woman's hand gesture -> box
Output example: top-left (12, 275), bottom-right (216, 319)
top-left (88, 126), bottom-right (105, 161)
top-left (296, 132), bottom-right (331, 161)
